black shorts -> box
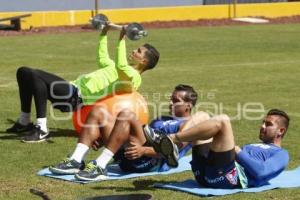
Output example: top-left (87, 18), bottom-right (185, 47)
top-left (114, 148), bottom-right (161, 173)
top-left (190, 145), bottom-right (240, 189)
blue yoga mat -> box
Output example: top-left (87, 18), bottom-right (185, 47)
top-left (154, 166), bottom-right (300, 196)
top-left (38, 155), bottom-right (192, 184)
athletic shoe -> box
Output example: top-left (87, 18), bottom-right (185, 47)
top-left (6, 122), bottom-right (34, 133)
top-left (143, 125), bottom-right (179, 168)
top-left (75, 160), bottom-right (108, 181)
top-left (49, 158), bottom-right (85, 175)
top-left (21, 125), bottom-right (49, 143)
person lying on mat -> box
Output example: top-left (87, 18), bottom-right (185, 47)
top-left (144, 109), bottom-right (290, 189)
top-left (50, 84), bottom-right (211, 181)
top-left (6, 24), bottom-right (160, 143)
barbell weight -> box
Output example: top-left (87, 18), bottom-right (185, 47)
top-left (91, 14), bottom-right (109, 30)
top-left (91, 14), bottom-right (148, 41)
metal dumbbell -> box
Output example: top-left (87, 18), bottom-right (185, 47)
top-left (91, 14), bottom-right (148, 41)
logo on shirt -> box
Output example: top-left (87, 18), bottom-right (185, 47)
top-left (250, 143), bottom-right (271, 149)
top-left (162, 120), bottom-right (178, 126)
top-left (225, 167), bottom-right (238, 185)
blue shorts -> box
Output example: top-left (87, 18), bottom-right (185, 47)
top-left (114, 148), bottom-right (161, 173)
top-left (190, 147), bottom-right (240, 189)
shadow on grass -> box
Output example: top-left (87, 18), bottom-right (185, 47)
top-left (49, 128), bottom-right (77, 138)
top-left (91, 179), bottom-right (180, 192)
top-left (30, 188), bottom-right (51, 200)
top-left (0, 129), bottom-right (78, 143)
top-left (0, 119), bottom-right (77, 141)
top-left (80, 193), bottom-right (153, 200)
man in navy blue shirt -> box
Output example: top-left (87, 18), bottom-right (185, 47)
top-left (49, 84), bottom-right (212, 181)
top-left (144, 109), bottom-right (290, 188)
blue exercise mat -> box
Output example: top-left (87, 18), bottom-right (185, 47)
top-left (154, 166), bottom-right (300, 196)
top-left (37, 155), bottom-right (192, 184)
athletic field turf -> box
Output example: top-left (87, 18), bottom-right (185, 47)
top-left (0, 23), bottom-right (300, 199)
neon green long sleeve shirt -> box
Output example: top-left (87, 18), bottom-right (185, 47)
top-left (71, 35), bottom-right (141, 105)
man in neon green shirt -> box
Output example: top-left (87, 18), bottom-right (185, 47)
top-left (7, 26), bottom-right (160, 143)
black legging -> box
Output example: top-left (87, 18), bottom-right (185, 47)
top-left (16, 66), bottom-right (77, 118)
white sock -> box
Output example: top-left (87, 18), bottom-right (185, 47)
top-left (36, 118), bottom-right (48, 133)
top-left (18, 112), bottom-right (31, 125)
top-left (70, 143), bottom-right (89, 163)
top-left (95, 148), bottom-right (114, 169)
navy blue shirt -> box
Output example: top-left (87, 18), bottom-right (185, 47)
top-left (236, 143), bottom-right (289, 187)
top-left (150, 116), bottom-right (192, 171)
top-left (150, 116), bottom-right (183, 134)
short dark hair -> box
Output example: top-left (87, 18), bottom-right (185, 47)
top-left (267, 109), bottom-right (290, 133)
top-left (143, 43), bottom-right (160, 69)
top-left (174, 84), bottom-right (198, 107)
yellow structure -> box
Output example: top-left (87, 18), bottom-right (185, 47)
top-left (0, 2), bottom-right (300, 29)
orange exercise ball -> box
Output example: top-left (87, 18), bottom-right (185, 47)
top-left (72, 92), bottom-right (149, 134)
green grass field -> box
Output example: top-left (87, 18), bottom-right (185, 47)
top-left (1, 23), bottom-right (300, 199)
